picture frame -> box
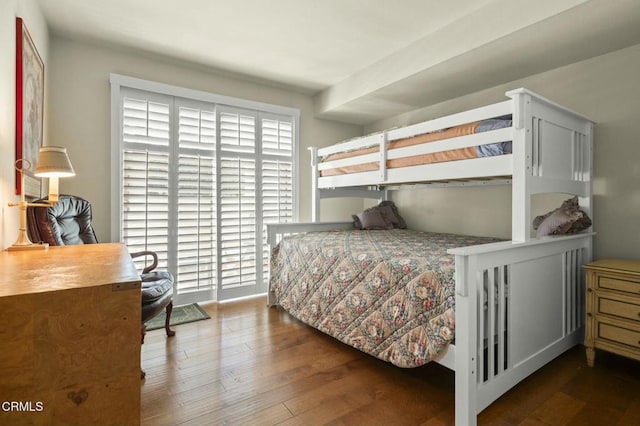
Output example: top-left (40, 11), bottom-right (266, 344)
top-left (15, 17), bottom-right (44, 200)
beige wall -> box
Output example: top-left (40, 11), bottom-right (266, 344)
top-left (2, 3), bottom-right (639, 261)
top-left (0, 0), bottom-right (49, 249)
top-left (46, 36), bottom-right (363, 243)
top-left (364, 44), bottom-right (640, 259)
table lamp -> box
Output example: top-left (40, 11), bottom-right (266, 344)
top-left (7, 146), bottom-right (75, 251)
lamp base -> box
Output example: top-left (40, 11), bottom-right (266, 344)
top-left (7, 242), bottom-right (49, 251)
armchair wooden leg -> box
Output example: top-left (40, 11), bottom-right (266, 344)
top-left (140, 301), bottom-right (175, 380)
top-left (164, 302), bottom-right (176, 338)
top-left (141, 322), bottom-right (147, 344)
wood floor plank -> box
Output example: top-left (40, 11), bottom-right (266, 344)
top-left (566, 404), bottom-right (624, 426)
top-left (140, 296), bottom-right (640, 426)
top-left (525, 392), bottom-right (585, 425)
top-left (618, 395), bottom-right (640, 425)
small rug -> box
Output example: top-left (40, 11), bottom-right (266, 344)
top-left (145, 303), bottom-right (210, 331)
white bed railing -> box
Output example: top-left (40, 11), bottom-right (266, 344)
top-left (450, 232), bottom-right (591, 425)
top-left (266, 87), bottom-right (594, 425)
top-left (266, 222), bottom-right (593, 425)
top-left (309, 88), bottom-right (594, 242)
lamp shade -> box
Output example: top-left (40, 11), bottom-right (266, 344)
top-left (33, 146), bottom-right (75, 177)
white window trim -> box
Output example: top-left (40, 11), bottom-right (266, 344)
top-left (110, 74), bottom-right (299, 302)
top-left (109, 73), bottom-right (300, 243)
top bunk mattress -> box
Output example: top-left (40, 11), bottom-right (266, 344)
top-left (320, 116), bottom-right (512, 177)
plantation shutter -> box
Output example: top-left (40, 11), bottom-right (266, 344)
top-left (176, 99), bottom-right (217, 301)
top-left (260, 114), bottom-right (294, 287)
top-left (218, 108), bottom-right (259, 299)
top-left (114, 78), bottom-right (297, 303)
top-left (121, 91), bottom-right (171, 271)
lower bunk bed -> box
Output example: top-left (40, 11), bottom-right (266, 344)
top-left (267, 224), bottom-right (592, 425)
top-left (267, 88), bottom-right (594, 425)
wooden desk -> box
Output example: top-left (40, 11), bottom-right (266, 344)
top-left (0, 243), bottom-right (141, 425)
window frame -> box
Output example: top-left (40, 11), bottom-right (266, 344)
top-left (110, 74), bottom-right (299, 302)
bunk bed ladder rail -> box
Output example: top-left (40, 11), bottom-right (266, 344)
top-left (379, 132), bottom-right (388, 182)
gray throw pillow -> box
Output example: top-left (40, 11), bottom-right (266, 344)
top-left (357, 207), bottom-right (393, 230)
top-left (352, 214), bottom-right (363, 229)
top-left (353, 200), bottom-right (407, 230)
top-left (378, 200), bottom-right (407, 229)
top-left (534, 197), bottom-right (592, 237)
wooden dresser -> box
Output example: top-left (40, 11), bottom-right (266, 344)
top-left (0, 243), bottom-right (141, 425)
top-left (584, 258), bottom-right (640, 367)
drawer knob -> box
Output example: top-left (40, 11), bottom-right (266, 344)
top-left (587, 312), bottom-right (593, 317)
top-left (587, 288), bottom-right (593, 293)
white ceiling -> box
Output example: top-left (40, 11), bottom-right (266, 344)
top-left (37, 0), bottom-right (640, 124)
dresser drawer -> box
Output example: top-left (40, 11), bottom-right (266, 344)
top-left (598, 297), bottom-right (640, 322)
top-left (598, 321), bottom-right (640, 349)
top-left (597, 275), bottom-right (640, 295)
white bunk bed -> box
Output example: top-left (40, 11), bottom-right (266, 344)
top-left (266, 88), bottom-right (594, 425)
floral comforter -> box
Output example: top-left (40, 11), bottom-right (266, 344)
top-left (269, 229), bottom-right (502, 368)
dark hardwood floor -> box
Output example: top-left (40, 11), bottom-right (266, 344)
top-left (141, 296), bottom-right (640, 425)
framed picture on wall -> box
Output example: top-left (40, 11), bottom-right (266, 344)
top-left (15, 17), bottom-right (44, 200)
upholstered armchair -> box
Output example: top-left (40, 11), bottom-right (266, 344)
top-left (27, 194), bottom-right (175, 378)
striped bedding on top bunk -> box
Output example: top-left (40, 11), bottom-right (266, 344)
top-left (320, 116), bottom-right (512, 176)
top-left (269, 229), bottom-right (503, 367)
